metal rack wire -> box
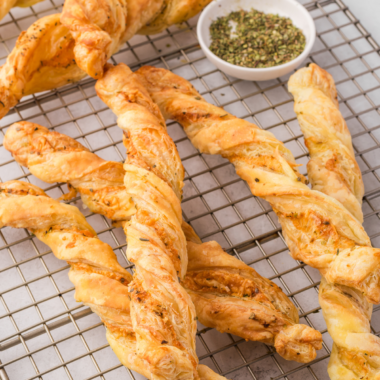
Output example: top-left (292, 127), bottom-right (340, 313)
top-left (0, 0), bottom-right (380, 379)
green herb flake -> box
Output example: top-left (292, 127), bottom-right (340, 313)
top-left (209, 9), bottom-right (306, 69)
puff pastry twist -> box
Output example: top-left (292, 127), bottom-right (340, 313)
top-left (0, 14), bottom-right (86, 121)
top-left (288, 63), bottom-right (364, 223)
top-left (136, 66), bottom-right (380, 304)
top-left (95, 63), bottom-right (200, 380)
top-left (4, 64), bottom-right (322, 363)
top-left (290, 64), bottom-right (380, 380)
top-left (0, 0), bottom-right (212, 119)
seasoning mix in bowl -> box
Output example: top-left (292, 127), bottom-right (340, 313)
top-left (197, 0), bottom-right (316, 81)
top-left (209, 9), bottom-right (306, 68)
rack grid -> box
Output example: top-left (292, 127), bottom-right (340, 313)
top-left (0, 0), bottom-right (380, 379)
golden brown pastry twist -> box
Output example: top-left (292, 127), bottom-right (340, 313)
top-left (288, 63), bottom-right (364, 223)
top-left (94, 63), bottom-right (200, 380)
top-left (0, 0), bottom-right (212, 118)
top-left (290, 64), bottom-right (380, 380)
top-left (4, 65), bottom-right (322, 363)
top-left (137, 65), bottom-right (380, 379)
top-left (4, 121), bottom-right (136, 221)
top-left (5, 120), bottom-right (322, 363)
top-left (136, 66), bottom-right (380, 305)
top-left (0, 0), bottom-right (44, 21)
top-left (0, 180), bottom-right (227, 380)
top-left (0, 14), bottom-right (86, 121)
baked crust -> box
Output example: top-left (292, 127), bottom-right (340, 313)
top-left (137, 64), bottom-right (380, 379)
top-left (5, 63), bottom-right (322, 364)
top-left (136, 65), bottom-right (380, 304)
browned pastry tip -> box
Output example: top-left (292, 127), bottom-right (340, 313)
top-left (96, 63), bottom-right (184, 199)
top-left (4, 120), bottom-right (133, 221)
top-left (60, 0), bottom-right (128, 79)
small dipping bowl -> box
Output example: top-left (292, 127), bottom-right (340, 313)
top-left (197, 0), bottom-right (316, 81)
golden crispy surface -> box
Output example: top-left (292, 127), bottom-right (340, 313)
top-left (183, 240), bottom-right (322, 362)
top-left (95, 63), bottom-right (199, 380)
top-left (0, 14), bottom-right (86, 120)
top-left (289, 65), bottom-right (380, 380)
top-left (4, 121), bottom-right (135, 221)
top-left (138, 0), bottom-right (213, 35)
top-left (320, 280), bottom-right (380, 379)
top-left (5, 122), bottom-right (322, 363)
top-left (0, 180), bottom-right (136, 353)
top-left (4, 63), bottom-right (322, 363)
top-left (0, 181), bottom-right (228, 380)
top-left (138, 64), bottom-right (380, 379)
top-left (59, 0), bottom-right (212, 78)
top-left (3, 186), bottom-right (233, 380)
top-left (96, 63), bottom-right (321, 363)
top-left (60, 0), bottom-right (128, 78)
top-left (0, 0), bottom-right (211, 119)
top-left (288, 63), bottom-right (364, 222)
top-left (136, 65), bottom-right (380, 304)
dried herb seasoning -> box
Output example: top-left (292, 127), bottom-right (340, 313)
top-left (209, 9), bottom-right (306, 68)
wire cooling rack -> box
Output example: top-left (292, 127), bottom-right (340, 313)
top-left (0, 0), bottom-right (380, 379)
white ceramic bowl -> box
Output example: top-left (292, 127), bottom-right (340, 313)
top-left (197, 0), bottom-right (316, 81)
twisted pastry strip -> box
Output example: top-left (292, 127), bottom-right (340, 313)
top-left (94, 63), bottom-right (199, 380)
top-left (0, 0), bottom-right (44, 21)
top-left (0, 0), bottom-right (212, 119)
top-left (4, 65), bottom-right (322, 363)
top-left (136, 66), bottom-right (380, 304)
top-left (288, 63), bottom-right (364, 223)
top-left (0, 14), bottom-right (86, 120)
top-left (0, 181), bottom-right (225, 380)
top-left (60, 0), bottom-right (130, 79)
top-left (289, 65), bottom-right (380, 380)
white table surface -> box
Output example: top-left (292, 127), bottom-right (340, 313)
top-left (344, 0), bottom-right (380, 44)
